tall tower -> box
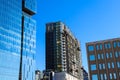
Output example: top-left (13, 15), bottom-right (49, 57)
top-left (0, 0), bottom-right (36, 80)
top-left (46, 21), bottom-right (82, 79)
top-left (86, 38), bottom-right (120, 80)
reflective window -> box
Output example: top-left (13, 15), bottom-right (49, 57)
top-left (96, 45), bottom-right (99, 50)
top-left (92, 74), bottom-right (98, 80)
top-left (101, 53), bottom-right (104, 59)
top-left (88, 45), bottom-right (94, 51)
top-left (108, 43), bottom-right (111, 48)
top-left (111, 62), bottom-right (114, 68)
top-left (108, 63), bottom-right (111, 69)
top-left (119, 51), bottom-right (120, 57)
top-left (104, 73), bottom-right (107, 80)
top-left (24, 0), bottom-right (37, 13)
top-left (118, 42), bottom-right (120, 47)
top-left (91, 64), bottom-right (97, 71)
top-left (89, 54), bottom-right (95, 61)
top-left (99, 64), bottom-right (102, 70)
top-left (106, 53), bottom-right (109, 59)
top-left (97, 53), bottom-right (104, 59)
top-left (113, 73), bottom-right (117, 79)
top-left (99, 63), bottom-right (105, 70)
top-left (105, 44), bottom-right (107, 49)
top-left (115, 51), bottom-right (118, 58)
top-left (98, 54), bottom-right (100, 60)
top-left (103, 63), bottom-right (105, 69)
top-left (100, 74), bottom-right (103, 80)
top-left (104, 43), bottom-right (111, 49)
top-left (109, 73), bottom-right (112, 79)
top-left (109, 52), bottom-right (112, 58)
top-left (117, 62), bottom-right (120, 68)
top-left (113, 42), bottom-right (117, 48)
top-left (0, 0), bottom-right (24, 79)
top-left (100, 44), bottom-right (102, 50)
top-left (113, 41), bottom-right (120, 48)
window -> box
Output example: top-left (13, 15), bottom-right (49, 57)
top-left (113, 42), bottom-right (117, 48)
top-left (88, 45), bottom-right (94, 51)
top-left (105, 44), bottom-right (107, 49)
top-left (108, 63), bottom-right (110, 69)
top-left (98, 54), bottom-right (100, 60)
top-left (99, 64), bottom-right (102, 70)
top-left (103, 63), bottom-right (105, 69)
top-left (119, 51), bottom-right (120, 56)
top-left (91, 64), bottom-right (97, 71)
top-left (108, 43), bottom-right (111, 48)
top-left (113, 41), bottom-right (120, 48)
top-left (115, 51), bottom-right (118, 58)
top-left (117, 62), bottom-right (120, 68)
top-left (96, 45), bottom-right (99, 50)
top-left (104, 73), bottom-right (107, 80)
top-left (99, 63), bottom-right (105, 70)
top-left (106, 53), bottom-right (109, 59)
top-left (89, 54), bottom-right (95, 61)
top-left (109, 73), bottom-right (112, 79)
top-left (113, 73), bottom-right (116, 79)
top-left (92, 74), bottom-right (98, 80)
top-left (100, 44), bottom-right (102, 50)
top-left (100, 74), bottom-right (103, 80)
top-left (101, 54), bottom-right (104, 59)
top-left (109, 52), bottom-right (112, 58)
top-left (104, 43), bottom-right (111, 49)
top-left (111, 62), bottom-right (114, 68)
top-left (118, 42), bottom-right (120, 47)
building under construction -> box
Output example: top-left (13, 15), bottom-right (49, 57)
top-left (46, 21), bottom-right (82, 80)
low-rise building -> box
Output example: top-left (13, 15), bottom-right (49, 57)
top-left (81, 67), bottom-right (88, 80)
top-left (35, 70), bottom-right (42, 80)
top-left (42, 70), bottom-right (80, 80)
top-left (54, 72), bottom-right (79, 80)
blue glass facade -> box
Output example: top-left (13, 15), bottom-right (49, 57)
top-left (21, 15), bottom-right (36, 80)
top-left (0, 0), bottom-right (36, 80)
top-left (24, 0), bottom-right (37, 13)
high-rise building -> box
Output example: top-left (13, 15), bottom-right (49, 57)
top-left (46, 21), bottom-right (82, 79)
top-left (0, 0), bottom-right (36, 80)
top-left (86, 38), bottom-right (120, 80)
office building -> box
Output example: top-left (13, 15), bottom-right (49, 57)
top-left (0, 0), bottom-right (36, 80)
top-left (46, 21), bottom-right (82, 79)
top-left (86, 38), bottom-right (120, 80)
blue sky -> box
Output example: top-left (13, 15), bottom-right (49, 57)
top-left (34, 0), bottom-right (120, 71)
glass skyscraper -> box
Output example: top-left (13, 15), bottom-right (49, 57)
top-left (0, 0), bottom-right (36, 80)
